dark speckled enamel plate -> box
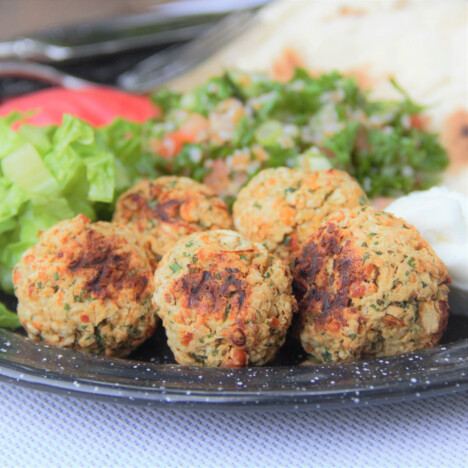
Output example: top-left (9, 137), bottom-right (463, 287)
top-left (1, 291), bottom-right (467, 410)
top-left (1, 63), bottom-right (467, 411)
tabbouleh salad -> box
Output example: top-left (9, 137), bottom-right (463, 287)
top-left (147, 68), bottom-right (449, 203)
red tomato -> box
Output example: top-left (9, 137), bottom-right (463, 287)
top-left (410, 114), bottom-right (425, 130)
top-left (159, 130), bottom-right (196, 158)
top-left (0, 87), bottom-right (161, 127)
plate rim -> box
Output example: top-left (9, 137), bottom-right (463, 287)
top-left (1, 329), bottom-right (467, 410)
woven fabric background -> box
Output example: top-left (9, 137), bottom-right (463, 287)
top-left (0, 382), bottom-right (467, 467)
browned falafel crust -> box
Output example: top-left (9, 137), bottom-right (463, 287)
top-left (233, 167), bottom-right (368, 262)
top-left (113, 177), bottom-right (233, 265)
top-left (153, 230), bottom-right (296, 367)
top-left (292, 207), bottom-right (450, 363)
top-left (13, 214), bottom-right (156, 357)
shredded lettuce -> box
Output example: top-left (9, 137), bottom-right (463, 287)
top-left (0, 179), bottom-right (28, 226)
top-left (2, 143), bottom-right (62, 202)
top-left (0, 120), bottom-right (27, 160)
top-left (18, 123), bottom-right (54, 154)
top-left (0, 113), bottom-right (158, 293)
top-left (0, 302), bottom-right (21, 329)
top-left (96, 118), bottom-right (158, 183)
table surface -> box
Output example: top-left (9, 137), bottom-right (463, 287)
top-left (1, 381), bottom-right (466, 467)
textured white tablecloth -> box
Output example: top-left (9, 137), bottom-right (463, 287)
top-left (0, 382), bottom-right (466, 467)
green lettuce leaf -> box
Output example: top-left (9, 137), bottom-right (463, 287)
top-left (1, 143), bottom-right (62, 202)
top-left (48, 115), bottom-right (115, 202)
top-left (0, 179), bottom-right (28, 225)
top-left (18, 123), bottom-right (54, 155)
top-left (0, 120), bottom-right (27, 160)
top-left (0, 302), bottom-right (21, 329)
top-left (96, 117), bottom-right (158, 184)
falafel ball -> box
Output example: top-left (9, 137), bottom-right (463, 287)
top-left (233, 168), bottom-right (367, 262)
top-left (13, 214), bottom-right (157, 357)
top-left (153, 230), bottom-right (296, 367)
top-left (291, 207), bottom-right (450, 364)
top-left (113, 176), bottom-right (233, 265)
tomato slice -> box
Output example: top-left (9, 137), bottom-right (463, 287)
top-left (0, 87), bottom-right (161, 127)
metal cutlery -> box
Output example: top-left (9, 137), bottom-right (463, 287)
top-left (0, 10), bottom-right (258, 93)
top-left (0, 0), bottom-right (268, 62)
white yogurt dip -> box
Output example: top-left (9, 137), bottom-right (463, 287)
top-left (386, 187), bottom-right (468, 290)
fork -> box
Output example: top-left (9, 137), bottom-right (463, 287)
top-left (0, 11), bottom-right (257, 94)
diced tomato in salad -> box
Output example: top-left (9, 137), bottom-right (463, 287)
top-left (409, 114), bottom-right (425, 130)
top-left (0, 87), bottom-right (160, 127)
top-left (151, 114), bottom-right (208, 158)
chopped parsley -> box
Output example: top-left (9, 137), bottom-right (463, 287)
top-left (307, 354), bottom-right (323, 364)
top-left (282, 235), bottom-right (292, 246)
top-left (188, 352), bottom-right (205, 364)
top-left (147, 199), bottom-right (159, 209)
top-left (321, 349), bottom-right (333, 362)
top-left (169, 262), bottom-right (182, 274)
top-left (73, 289), bottom-right (86, 302)
top-left (285, 182), bottom-right (302, 196)
top-left (224, 303), bottom-right (232, 320)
